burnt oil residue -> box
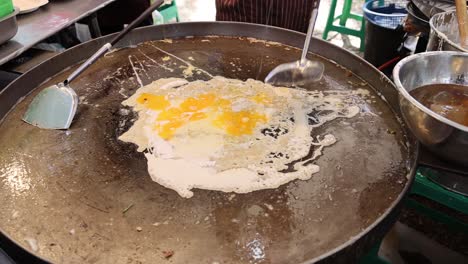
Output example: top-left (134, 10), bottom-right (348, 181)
top-left (0, 36), bottom-right (411, 264)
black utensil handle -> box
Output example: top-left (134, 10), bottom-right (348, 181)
top-left (0, 248), bottom-right (14, 264)
top-left (109, 0), bottom-right (165, 46)
top-left (65, 0), bottom-right (165, 84)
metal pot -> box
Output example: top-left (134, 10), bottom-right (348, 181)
top-left (406, 1), bottom-right (430, 35)
top-left (0, 8), bottom-right (18, 45)
top-left (405, 1), bottom-right (431, 52)
top-left (427, 10), bottom-right (467, 52)
top-left (393, 51), bottom-right (468, 165)
top-left (411, 0), bottom-right (454, 19)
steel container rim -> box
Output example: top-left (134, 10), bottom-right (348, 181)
top-left (429, 10), bottom-right (468, 52)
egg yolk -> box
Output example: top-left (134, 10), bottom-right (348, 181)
top-left (157, 107), bottom-right (183, 121)
top-left (213, 98), bottom-right (232, 110)
top-left (137, 93), bottom-right (169, 110)
top-left (213, 111), bottom-right (267, 136)
top-left (137, 92), bottom-right (268, 139)
top-left (190, 112), bottom-right (207, 121)
top-left (180, 93), bottom-right (216, 112)
top-left (155, 120), bottom-right (184, 139)
top-left (252, 93), bottom-right (272, 105)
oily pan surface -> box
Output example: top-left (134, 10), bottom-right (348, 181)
top-left (0, 37), bottom-right (409, 263)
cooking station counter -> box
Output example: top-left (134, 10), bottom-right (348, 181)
top-left (0, 0), bottom-right (117, 66)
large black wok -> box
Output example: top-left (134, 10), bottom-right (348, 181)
top-left (0, 22), bottom-right (418, 264)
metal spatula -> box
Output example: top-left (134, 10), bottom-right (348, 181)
top-left (23, 0), bottom-right (164, 129)
top-left (265, 2), bottom-right (324, 87)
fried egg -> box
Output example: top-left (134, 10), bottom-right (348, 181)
top-left (119, 77), bottom-right (365, 198)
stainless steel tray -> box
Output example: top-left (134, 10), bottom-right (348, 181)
top-left (0, 8), bottom-right (18, 46)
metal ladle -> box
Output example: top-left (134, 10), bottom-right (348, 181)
top-left (265, 1), bottom-right (324, 87)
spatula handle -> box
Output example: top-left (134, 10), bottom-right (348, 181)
top-left (64, 43), bottom-right (112, 85)
top-left (64, 0), bottom-right (165, 85)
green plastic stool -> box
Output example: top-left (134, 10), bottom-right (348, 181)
top-left (0, 0), bottom-right (14, 19)
top-left (322, 0), bottom-right (366, 51)
top-left (405, 168), bottom-right (468, 233)
top-left (359, 243), bottom-right (390, 264)
top-left (158, 0), bottom-right (179, 23)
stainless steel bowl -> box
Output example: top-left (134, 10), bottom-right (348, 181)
top-left (393, 51), bottom-right (468, 165)
top-left (427, 10), bottom-right (467, 52)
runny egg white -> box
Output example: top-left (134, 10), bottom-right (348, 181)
top-left (119, 77), bottom-right (367, 198)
